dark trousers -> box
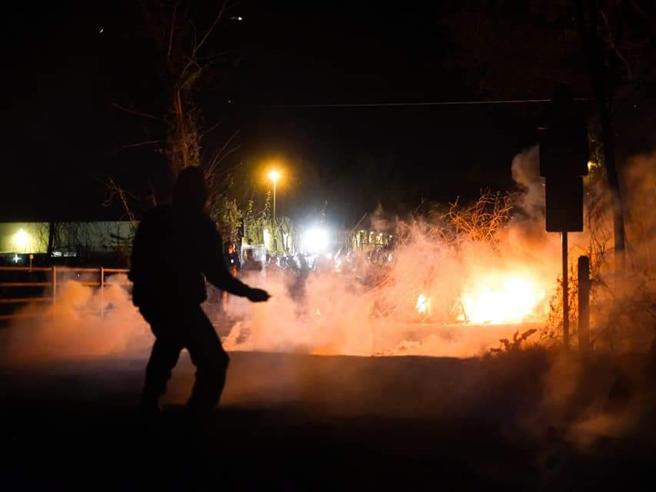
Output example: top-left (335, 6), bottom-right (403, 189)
top-left (139, 304), bottom-right (230, 415)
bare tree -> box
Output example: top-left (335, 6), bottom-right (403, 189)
top-left (140, 0), bottom-right (235, 176)
top-left (576, 0), bottom-right (656, 268)
top-left (108, 0), bottom-right (246, 235)
top-left (103, 178), bottom-right (137, 224)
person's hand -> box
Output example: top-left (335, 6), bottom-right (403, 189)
top-left (247, 288), bottom-right (270, 303)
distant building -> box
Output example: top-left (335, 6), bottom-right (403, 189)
top-left (0, 221), bottom-right (135, 265)
top-left (349, 229), bottom-right (394, 252)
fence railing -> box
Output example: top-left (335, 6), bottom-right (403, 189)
top-left (0, 266), bottom-right (129, 321)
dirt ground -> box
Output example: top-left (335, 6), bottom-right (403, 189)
top-left (1, 350), bottom-right (656, 490)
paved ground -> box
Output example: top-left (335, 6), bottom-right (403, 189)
top-left (1, 350), bottom-right (656, 490)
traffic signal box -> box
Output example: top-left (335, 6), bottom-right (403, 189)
top-left (538, 94), bottom-right (589, 232)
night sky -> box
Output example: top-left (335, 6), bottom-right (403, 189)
top-left (4, 1), bottom-right (650, 226)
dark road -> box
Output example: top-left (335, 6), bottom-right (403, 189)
top-left (2, 351), bottom-right (656, 490)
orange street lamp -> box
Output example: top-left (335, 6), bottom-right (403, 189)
top-left (267, 169), bottom-right (281, 220)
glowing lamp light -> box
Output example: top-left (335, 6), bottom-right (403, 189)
top-left (267, 169), bottom-right (281, 184)
top-left (302, 227), bottom-right (330, 254)
top-left (12, 229), bottom-right (30, 252)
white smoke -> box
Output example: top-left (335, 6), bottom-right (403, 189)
top-left (2, 275), bottom-right (152, 364)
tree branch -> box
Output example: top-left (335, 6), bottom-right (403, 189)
top-left (193, 0), bottom-right (228, 57)
top-left (197, 48), bottom-right (239, 64)
top-left (112, 103), bottom-right (161, 121)
top-left (167, 1), bottom-right (178, 60)
top-left (206, 129), bottom-right (240, 175)
top-left (600, 11), bottom-right (633, 80)
top-left (103, 178), bottom-right (137, 223)
top-left (200, 121), bottom-right (222, 138)
top-left (120, 139), bottom-right (162, 150)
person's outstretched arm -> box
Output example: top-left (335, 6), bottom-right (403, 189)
top-left (201, 218), bottom-right (269, 302)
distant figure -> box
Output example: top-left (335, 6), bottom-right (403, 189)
top-left (129, 167), bottom-right (270, 420)
top-left (241, 248), bottom-right (263, 272)
top-left (221, 242), bottom-right (242, 313)
top-left (225, 242), bottom-right (241, 274)
top-left (290, 254), bottom-right (311, 300)
top-left (297, 254), bottom-right (310, 275)
top-left (265, 253), bottom-right (282, 275)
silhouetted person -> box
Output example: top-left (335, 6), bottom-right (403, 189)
top-left (290, 254), bottom-right (311, 300)
top-left (221, 242), bottom-right (242, 314)
top-left (225, 242), bottom-right (241, 274)
top-left (129, 167), bottom-right (270, 420)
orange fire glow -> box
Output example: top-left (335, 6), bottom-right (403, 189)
top-left (415, 293), bottom-right (432, 316)
top-left (460, 272), bottom-right (547, 324)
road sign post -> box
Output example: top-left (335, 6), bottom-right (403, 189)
top-left (539, 86), bottom-right (589, 348)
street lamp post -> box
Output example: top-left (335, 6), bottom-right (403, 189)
top-left (273, 178), bottom-right (277, 221)
top-left (267, 169), bottom-right (281, 221)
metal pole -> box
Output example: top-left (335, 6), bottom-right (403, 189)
top-left (52, 266), bottom-right (57, 305)
top-left (273, 181), bottom-right (277, 222)
top-left (562, 232), bottom-right (569, 348)
top-left (578, 255), bottom-right (590, 352)
top-left (100, 267), bottom-right (105, 318)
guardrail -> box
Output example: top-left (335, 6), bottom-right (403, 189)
top-left (0, 266), bottom-right (129, 321)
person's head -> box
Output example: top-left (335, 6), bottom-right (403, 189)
top-left (173, 166), bottom-right (208, 211)
top-left (245, 249), bottom-right (255, 261)
top-left (226, 242), bottom-right (235, 254)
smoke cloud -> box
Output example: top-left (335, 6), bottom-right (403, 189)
top-left (1, 275), bottom-right (152, 364)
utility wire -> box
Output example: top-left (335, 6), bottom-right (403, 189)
top-left (260, 98), bottom-right (592, 109)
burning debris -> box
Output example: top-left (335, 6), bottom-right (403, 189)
top-left (459, 273), bottom-right (547, 325)
top-left (415, 293), bottom-right (431, 316)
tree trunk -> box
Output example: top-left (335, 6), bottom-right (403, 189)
top-left (598, 97), bottom-right (626, 270)
top-left (576, 0), bottom-right (626, 269)
top-left (174, 88), bottom-right (189, 173)
top-left (47, 222), bottom-right (57, 257)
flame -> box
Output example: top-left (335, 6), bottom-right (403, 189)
top-left (461, 273), bottom-right (547, 324)
top-left (416, 293), bottom-right (432, 315)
